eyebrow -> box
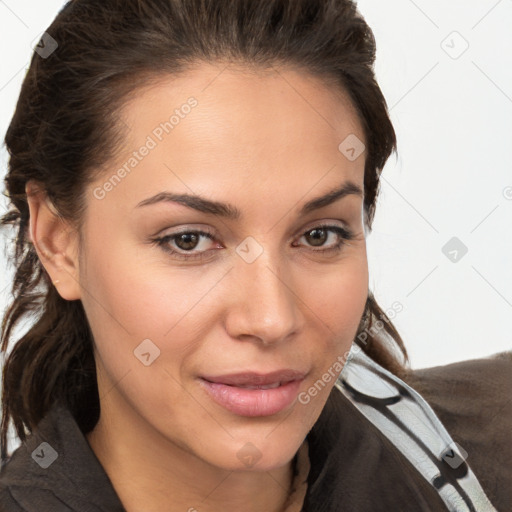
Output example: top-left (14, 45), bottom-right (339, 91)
top-left (135, 180), bottom-right (363, 219)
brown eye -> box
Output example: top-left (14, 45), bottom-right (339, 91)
top-left (294, 224), bottom-right (355, 254)
top-left (174, 232), bottom-right (201, 251)
top-left (152, 229), bottom-right (217, 262)
top-left (304, 228), bottom-right (329, 247)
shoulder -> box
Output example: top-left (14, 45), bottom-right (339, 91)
top-left (0, 481), bottom-right (67, 512)
top-left (0, 485), bottom-right (24, 511)
top-left (403, 349), bottom-right (511, 387)
top-left (402, 351), bottom-right (512, 432)
top-left (0, 418), bottom-right (75, 512)
top-left (0, 402), bottom-right (125, 511)
top-left (403, 351), bottom-right (512, 511)
top-left (0, 448), bottom-right (71, 512)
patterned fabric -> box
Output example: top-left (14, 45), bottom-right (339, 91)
top-left (335, 346), bottom-right (497, 512)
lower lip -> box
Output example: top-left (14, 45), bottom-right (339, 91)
top-left (199, 378), bottom-right (303, 417)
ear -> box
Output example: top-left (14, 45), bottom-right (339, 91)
top-left (25, 180), bottom-right (82, 301)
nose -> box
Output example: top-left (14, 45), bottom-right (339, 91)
top-left (224, 248), bottom-right (304, 346)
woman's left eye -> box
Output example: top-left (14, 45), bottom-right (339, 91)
top-left (151, 224), bottom-right (356, 262)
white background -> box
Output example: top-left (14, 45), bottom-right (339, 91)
top-left (0, 0), bottom-right (511, 371)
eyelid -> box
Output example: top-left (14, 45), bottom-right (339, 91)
top-left (156, 220), bottom-right (350, 244)
top-left (299, 219), bottom-right (348, 233)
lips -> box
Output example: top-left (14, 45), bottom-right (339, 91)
top-left (199, 369), bottom-right (307, 417)
top-left (201, 369), bottom-right (307, 387)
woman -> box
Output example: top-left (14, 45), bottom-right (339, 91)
top-left (0, 1), bottom-right (510, 511)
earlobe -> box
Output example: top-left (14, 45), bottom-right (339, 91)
top-left (25, 180), bottom-right (82, 301)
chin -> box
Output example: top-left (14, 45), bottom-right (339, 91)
top-left (203, 429), bottom-right (305, 472)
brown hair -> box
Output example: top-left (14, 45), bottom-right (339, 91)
top-left (0, 0), bottom-right (408, 466)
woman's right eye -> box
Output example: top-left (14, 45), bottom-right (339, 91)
top-left (151, 230), bottom-right (218, 261)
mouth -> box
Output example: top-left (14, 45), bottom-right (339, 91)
top-left (201, 369), bottom-right (307, 387)
top-left (199, 369), bottom-right (307, 417)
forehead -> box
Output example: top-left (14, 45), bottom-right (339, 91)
top-left (90, 62), bottom-right (366, 216)
top-left (119, 61), bottom-right (365, 150)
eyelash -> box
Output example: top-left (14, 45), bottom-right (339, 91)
top-left (151, 224), bottom-right (355, 262)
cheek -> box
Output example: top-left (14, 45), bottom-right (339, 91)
top-left (295, 263), bottom-right (368, 418)
top-left (81, 230), bottom-right (196, 335)
top-left (304, 255), bottom-right (368, 379)
top-left (308, 254), bottom-right (368, 333)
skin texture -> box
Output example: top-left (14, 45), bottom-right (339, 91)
top-left (26, 62), bottom-right (369, 512)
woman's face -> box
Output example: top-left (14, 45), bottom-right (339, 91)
top-left (78, 62), bottom-right (369, 471)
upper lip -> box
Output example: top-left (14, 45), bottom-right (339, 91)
top-left (201, 369), bottom-right (307, 386)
